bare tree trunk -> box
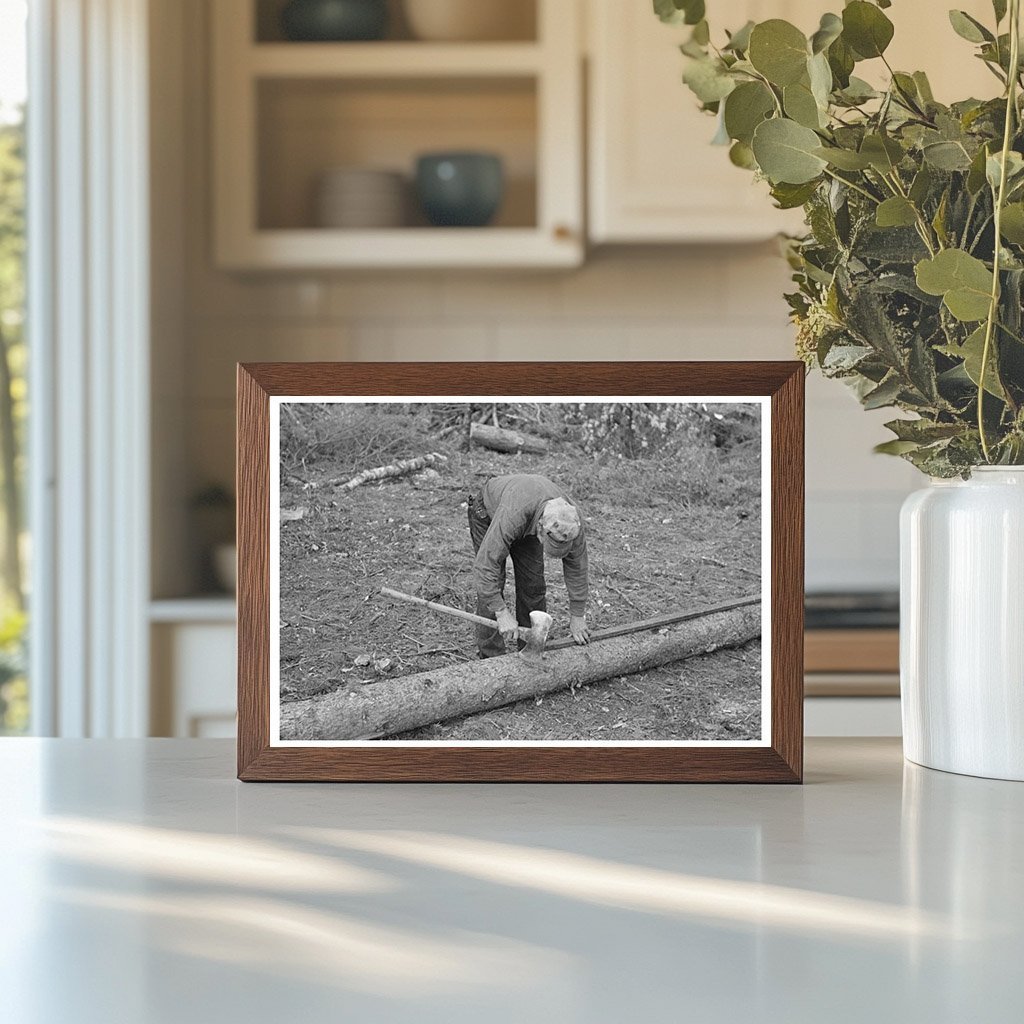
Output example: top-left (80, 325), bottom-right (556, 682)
top-left (0, 324), bottom-right (22, 608)
top-left (280, 603), bottom-right (761, 740)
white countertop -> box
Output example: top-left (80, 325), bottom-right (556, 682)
top-left (1, 738), bottom-right (1020, 1023)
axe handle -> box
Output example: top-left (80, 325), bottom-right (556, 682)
top-left (381, 587), bottom-right (524, 636)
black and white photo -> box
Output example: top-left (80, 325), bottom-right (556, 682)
top-left (269, 398), bottom-right (770, 746)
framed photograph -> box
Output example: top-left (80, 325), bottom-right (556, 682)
top-left (237, 362), bottom-right (803, 782)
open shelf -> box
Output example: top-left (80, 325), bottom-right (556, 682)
top-left (257, 76), bottom-right (538, 232)
top-left (254, 0), bottom-right (538, 44)
top-left (213, 0), bottom-right (582, 268)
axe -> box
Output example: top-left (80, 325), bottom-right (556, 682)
top-left (380, 587), bottom-right (553, 663)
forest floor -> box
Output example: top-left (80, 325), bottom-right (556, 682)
top-left (278, 429), bottom-right (763, 742)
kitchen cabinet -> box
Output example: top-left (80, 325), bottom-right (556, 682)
top-left (150, 601), bottom-right (237, 738)
top-left (587, 0), bottom-right (813, 243)
top-left (586, 0), bottom-right (998, 244)
top-left (211, 0), bottom-right (583, 269)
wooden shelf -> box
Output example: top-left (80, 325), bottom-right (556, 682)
top-left (212, 0), bottom-right (583, 269)
top-left (218, 227), bottom-right (580, 270)
top-left (249, 42), bottom-right (544, 79)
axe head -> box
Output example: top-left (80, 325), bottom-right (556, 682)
top-left (518, 611), bottom-right (554, 664)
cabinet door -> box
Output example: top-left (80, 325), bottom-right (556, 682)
top-left (587, 0), bottom-right (809, 243)
top-left (587, 0), bottom-right (996, 244)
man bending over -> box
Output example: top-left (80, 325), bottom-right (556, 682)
top-left (467, 473), bottom-right (590, 658)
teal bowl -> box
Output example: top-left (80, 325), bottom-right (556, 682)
top-left (415, 153), bottom-right (505, 228)
top-left (281, 0), bottom-right (388, 42)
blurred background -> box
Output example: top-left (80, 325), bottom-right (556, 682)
top-left (0, 0), bottom-right (998, 740)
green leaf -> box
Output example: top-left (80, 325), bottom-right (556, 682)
top-left (939, 326), bottom-right (1006, 398)
top-left (771, 180), bottom-right (820, 209)
top-left (810, 12), bottom-right (843, 54)
top-left (827, 36), bottom-right (856, 88)
top-left (875, 439), bottom-right (922, 455)
top-left (837, 76), bottom-right (879, 104)
top-left (784, 80), bottom-right (824, 129)
top-left (885, 418), bottom-right (963, 443)
top-left (653, 0), bottom-right (705, 26)
top-left (1000, 203), bottom-right (1024, 244)
top-left (808, 51), bottom-right (833, 109)
top-left (986, 150), bottom-right (1024, 191)
top-left (842, 1), bottom-right (895, 59)
top-left (748, 20), bottom-right (809, 86)
top-left (909, 164), bottom-right (933, 205)
top-left (729, 140), bottom-right (757, 169)
top-left (724, 20), bottom-right (755, 53)
top-left (967, 144), bottom-right (991, 194)
top-left (751, 118), bottom-right (828, 184)
top-left (915, 250), bottom-right (994, 322)
top-left (814, 146), bottom-right (872, 170)
top-left (923, 140), bottom-right (972, 171)
top-left (682, 57), bottom-right (736, 104)
top-left (932, 190), bottom-right (950, 247)
top-left (862, 374), bottom-right (903, 409)
top-left (723, 81), bottom-right (775, 144)
top-left (891, 72), bottom-right (921, 108)
top-left (993, 0), bottom-right (1008, 24)
top-left (876, 197), bottom-right (918, 228)
top-left (913, 71), bottom-right (935, 104)
top-left (948, 10), bottom-right (994, 44)
top-left (860, 133), bottom-right (904, 173)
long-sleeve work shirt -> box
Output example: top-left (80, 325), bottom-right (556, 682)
top-left (474, 474), bottom-right (589, 616)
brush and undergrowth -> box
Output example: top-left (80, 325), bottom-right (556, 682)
top-left (277, 403), bottom-right (763, 742)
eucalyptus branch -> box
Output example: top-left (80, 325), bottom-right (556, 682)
top-left (884, 171), bottom-right (940, 254)
top-left (978, 0), bottom-right (1021, 462)
top-left (822, 168), bottom-right (881, 205)
top-left (969, 212), bottom-right (995, 253)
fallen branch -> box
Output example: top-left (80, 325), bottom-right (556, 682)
top-left (309, 453), bottom-right (449, 492)
top-left (280, 601), bottom-right (761, 740)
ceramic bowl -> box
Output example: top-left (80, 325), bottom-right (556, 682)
top-left (415, 152), bottom-right (504, 228)
top-left (403, 0), bottom-right (534, 42)
top-left (281, 0), bottom-right (388, 42)
top-left (316, 168), bottom-right (407, 228)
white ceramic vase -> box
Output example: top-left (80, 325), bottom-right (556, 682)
top-left (900, 467), bottom-right (1024, 780)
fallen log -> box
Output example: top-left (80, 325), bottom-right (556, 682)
top-left (280, 602), bottom-right (761, 741)
top-left (313, 452), bottom-right (448, 492)
top-left (470, 422), bottom-right (548, 455)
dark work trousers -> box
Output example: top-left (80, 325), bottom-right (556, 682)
top-left (467, 490), bottom-right (547, 658)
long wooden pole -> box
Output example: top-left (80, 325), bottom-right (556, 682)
top-left (545, 595), bottom-right (761, 651)
top-left (382, 587), bottom-right (760, 648)
top-left (280, 602), bottom-right (761, 741)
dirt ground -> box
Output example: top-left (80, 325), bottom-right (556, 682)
top-left (277, 406), bottom-right (763, 742)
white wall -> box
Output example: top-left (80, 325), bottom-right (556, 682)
top-left (159, 0), bottom-right (920, 598)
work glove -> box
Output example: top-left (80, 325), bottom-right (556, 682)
top-left (494, 608), bottom-right (518, 642)
top-left (569, 614), bottom-right (590, 645)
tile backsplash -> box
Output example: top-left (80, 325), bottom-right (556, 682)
top-left (181, 246), bottom-right (916, 593)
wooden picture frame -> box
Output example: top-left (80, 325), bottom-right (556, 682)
top-left (237, 362), bottom-right (804, 782)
